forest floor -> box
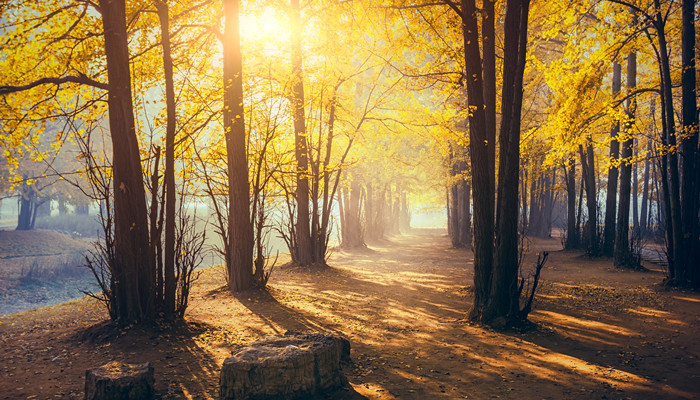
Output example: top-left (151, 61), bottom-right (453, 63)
top-left (1, 228), bottom-right (699, 399)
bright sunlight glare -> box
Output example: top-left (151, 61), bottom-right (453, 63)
top-left (240, 7), bottom-right (290, 47)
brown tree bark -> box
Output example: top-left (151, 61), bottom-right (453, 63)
top-left (653, 0), bottom-right (683, 281)
top-left (290, 0), bottom-right (312, 266)
top-left (460, 0), bottom-right (494, 321)
top-left (489, 0), bottom-right (530, 322)
top-left (156, 0), bottom-right (176, 315)
top-left (579, 141), bottom-right (598, 255)
top-left (100, 0), bottom-right (154, 323)
top-left (603, 62), bottom-right (621, 256)
top-left (680, 0), bottom-right (699, 285)
top-left (223, 0), bottom-right (253, 291)
top-left (565, 158), bottom-right (579, 248)
top-left (614, 43), bottom-right (636, 268)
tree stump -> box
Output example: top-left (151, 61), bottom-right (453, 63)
top-left (219, 333), bottom-right (351, 400)
top-left (85, 361), bottom-right (154, 400)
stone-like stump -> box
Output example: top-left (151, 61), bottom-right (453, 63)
top-left (219, 333), bottom-right (351, 400)
top-left (85, 361), bottom-right (154, 400)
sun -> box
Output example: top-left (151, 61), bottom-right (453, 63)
top-left (239, 6), bottom-right (290, 46)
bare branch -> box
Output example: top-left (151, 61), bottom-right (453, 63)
top-left (0, 75), bottom-right (108, 95)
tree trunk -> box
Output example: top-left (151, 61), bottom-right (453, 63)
top-left (400, 191), bottom-right (411, 232)
top-left (529, 170), bottom-right (540, 236)
top-left (565, 159), bottom-right (579, 248)
top-left (100, 0), bottom-right (154, 323)
top-left (579, 141), bottom-right (598, 255)
top-left (603, 62), bottom-right (621, 256)
top-left (290, 0), bottom-right (312, 266)
top-left (156, 0), bottom-right (176, 315)
top-left (16, 177), bottom-right (35, 231)
top-left (614, 43), bottom-right (636, 268)
top-left (483, 0), bottom-right (496, 178)
top-left (366, 183), bottom-right (375, 240)
top-left (632, 139), bottom-right (639, 231)
top-left (654, 0), bottom-right (683, 281)
top-left (640, 140), bottom-right (651, 235)
top-left (680, 0), bottom-right (699, 285)
top-left (490, 0), bottom-right (530, 322)
top-left (224, 0), bottom-right (254, 290)
top-left (340, 182), bottom-right (364, 248)
top-left (461, 0), bottom-right (494, 321)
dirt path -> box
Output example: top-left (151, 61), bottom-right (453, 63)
top-left (1, 229), bottom-right (699, 399)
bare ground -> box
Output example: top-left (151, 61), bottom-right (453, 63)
top-left (1, 228), bottom-right (699, 399)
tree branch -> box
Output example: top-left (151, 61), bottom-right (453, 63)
top-left (0, 75), bottom-right (108, 95)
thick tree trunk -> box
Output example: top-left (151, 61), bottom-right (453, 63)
top-left (680, 0), bottom-right (699, 285)
top-left (614, 45), bottom-right (636, 268)
top-left (490, 0), bottom-right (530, 322)
top-left (655, 0), bottom-right (683, 281)
top-left (100, 0), bottom-right (153, 323)
top-left (224, 0), bottom-right (254, 290)
top-left (16, 177), bottom-right (35, 231)
top-left (461, 0), bottom-right (494, 321)
top-left (290, 0), bottom-right (312, 266)
top-left (483, 0), bottom-right (496, 178)
top-left (603, 62), bottom-right (621, 256)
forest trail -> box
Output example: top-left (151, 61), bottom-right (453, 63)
top-left (1, 228), bottom-right (699, 399)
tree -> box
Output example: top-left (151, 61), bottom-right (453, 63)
top-left (614, 21), bottom-right (637, 268)
top-left (155, 0), bottom-right (177, 315)
top-left (443, 0), bottom-right (532, 325)
top-left (489, 0), bottom-right (532, 322)
top-left (223, 0), bottom-right (255, 291)
top-left (603, 62), bottom-right (622, 256)
top-left (679, 0), bottom-right (698, 285)
top-left (289, 0), bottom-right (314, 266)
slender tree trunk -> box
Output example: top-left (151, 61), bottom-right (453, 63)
top-left (318, 90), bottom-right (338, 261)
top-left (579, 141), bottom-right (598, 255)
top-left (565, 159), bottom-right (579, 248)
top-left (632, 139), bottom-right (639, 231)
top-left (603, 62), bottom-right (621, 256)
top-left (658, 90), bottom-right (675, 278)
top-left (223, 0), bottom-right (253, 290)
top-left (544, 168), bottom-right (555, 237)
top-left (290, 0), bottom-right (312, 266)
top-left (640, 142), bottom-right (651, 235)
top-left (100, 0), bottom-right (154, 323)
top-left (366, 183), bottom-right (375, 239)
top-left (528, 171), bottom-right (539, 235)
top-left (614, 43), bottom-right (636, 268)
top-left (520, 169), bottom-right (528, 232)
top-left (156, 0), bottom-right (176, 315)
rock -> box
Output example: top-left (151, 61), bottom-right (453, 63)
top-left (85, 361), bottom-right (154, 400)
top-left (219, 333), bottom-right (351, 400)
